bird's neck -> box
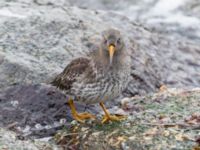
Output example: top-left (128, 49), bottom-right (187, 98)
top-left (92, 48), bottom-right (129, 72)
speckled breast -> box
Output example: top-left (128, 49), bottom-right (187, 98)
top-left (71, 67), bottom-right (130, 104)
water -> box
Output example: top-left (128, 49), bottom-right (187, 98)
top-left (67, 0), bottom-right (200, 40)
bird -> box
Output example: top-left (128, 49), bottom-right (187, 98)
top-left (51, 28), bottom-right (131, 123)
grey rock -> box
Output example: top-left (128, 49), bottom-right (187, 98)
top-left (66, 0), bottom-right (200, 40)
top-left (0, 83), bottom-right (102, 138)
top-left (0, 127), bottom-right (61, 150)
top-left (0, 0), bottom-right (164, 96)
top-left (0, 1), bottom-right (199, 95)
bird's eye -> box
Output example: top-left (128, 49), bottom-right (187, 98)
top-left (104, 39), bottom-right (107, 44)
top-left (117, 38), bottom-right (121, 44)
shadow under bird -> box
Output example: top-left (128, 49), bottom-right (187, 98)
top-left (51, 28), bottom-right (131, 123)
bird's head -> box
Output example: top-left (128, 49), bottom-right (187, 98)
top-left (100, 28), bottom-right (125, 65)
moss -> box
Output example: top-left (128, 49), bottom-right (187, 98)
top-left (54, 89), bottom-right (200, 149)
top-left (93, 121), bottom-right (122, 132)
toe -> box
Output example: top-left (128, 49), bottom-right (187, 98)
top-left (73, 114), bottom-right (84, 123)
top-left (77, 112), bottom-right (96, 119)
top-left (101, 114), bottom-right (127, 123)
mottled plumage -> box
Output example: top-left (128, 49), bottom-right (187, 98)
top-left (51, 29), bottom-right (130, 104)
top-left (51, 28), bottom-right (131, 123)
top-left (51, 57), bottom-right (90, 91)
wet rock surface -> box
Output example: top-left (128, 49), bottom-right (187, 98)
top-left (0, 84), bottom-right (101, 138)
top-left (67, 0), bottom-right (200, 40)
top-left (0, 127), bottom-right (60, 150)
top-left (0, 84), bottom-right (67, 126)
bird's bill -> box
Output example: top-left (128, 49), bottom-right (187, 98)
top-left (108, 45), bottom-right (115, 64)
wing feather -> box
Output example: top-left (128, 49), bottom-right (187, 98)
top-left (51, 57), bottom-right (90, 90)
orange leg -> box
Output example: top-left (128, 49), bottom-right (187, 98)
top-left (68, 98), bottom-right (95, 123)
top-left (99, 102), bottom-right (126, 123)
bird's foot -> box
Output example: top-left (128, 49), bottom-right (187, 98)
top-left (99, 102), bottom-right (127, 123)
top-left (101, 114), bottom-right (127, 124)
top-left (72, 112), bottom-right (96, 123)
top-left (68, 99), bottom-right (95, 123)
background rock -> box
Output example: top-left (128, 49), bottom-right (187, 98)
top-left (0, 0), bottom-right (164, 96)
top-left (1, 0), bottom-right (200, 95)
top-left (67, 0), bottom-right (200, 40)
